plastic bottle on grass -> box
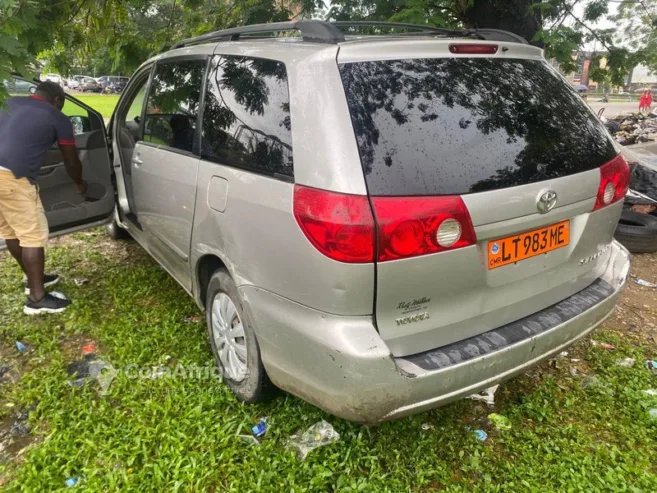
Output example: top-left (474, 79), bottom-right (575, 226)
top-left (287, 420), bottom-right (339, 460)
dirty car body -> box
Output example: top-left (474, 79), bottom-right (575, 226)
top-left (10, 21), bottom-right (631, 423)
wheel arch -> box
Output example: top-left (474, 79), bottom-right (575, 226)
top-left (195, 253), bottom-right (228, 309)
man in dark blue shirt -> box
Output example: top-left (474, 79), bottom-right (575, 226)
top-left (0, 81), bottom-right (87, 314)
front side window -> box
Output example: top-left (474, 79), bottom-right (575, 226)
top-left (144, 59), bottom-right (206, 152)
top-left (118, 74), bottom-right (149, 142)
top-left (62, 99), bottom-right (91, 135)
top-left (201, 55), bottom-right (293, 177)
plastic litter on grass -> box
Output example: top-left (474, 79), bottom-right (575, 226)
top-left (488, 413), bottom-right (512, 431)
top-left (251, 418), bottom-right (267, 439)
top-left (591, 340), bottom-right (615, 350)
top-left (581, 375), bottom-right (600, 388)
top-left (616, 358), bottom-right (636, 367)
top-left (65, 476), bottom-right (82, 488)
top-left (473, 429), bottom-right (488, 441)
top-left (237, 435), bottom-right (260, 446)
top-left (67, 355), bottom-right (118, 396)
top-left (14, 341), bottom-right (28, 353)
top-left (81, 342), bottom-right (96, 355)
top-left (634, 278), bottom-right (657, 288)
top-left (581, 375), bottom-right (615, 395)
top-left (466, 385), bottom-right (499, 406)
top-left (287, 421), bottom-right (339, 460)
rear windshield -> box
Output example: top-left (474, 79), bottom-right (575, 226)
top-left (339, 58), bottom-right (617, 196)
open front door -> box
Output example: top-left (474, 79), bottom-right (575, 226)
top-left (0, 76), bottom-right (115, 249)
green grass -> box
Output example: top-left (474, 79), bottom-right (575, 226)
top-left (63, 95), bottom-right (119, 120)
top-left (0, 232), bottom-right (656, 491)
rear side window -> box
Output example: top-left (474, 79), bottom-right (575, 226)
top-left (144, 59), bottom-right (206, 152)
top-left (201, 55), bottom-right (293, 178)
top-left (339, 58), bottom-right (617, 196)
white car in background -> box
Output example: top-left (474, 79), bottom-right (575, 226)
top-left (67, 78), bottom-right (81, 90)
top-left (41, 73), bottom-right (63, 86)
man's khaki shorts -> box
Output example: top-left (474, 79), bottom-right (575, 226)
top-left (0, 170), bottom-right (48, 248)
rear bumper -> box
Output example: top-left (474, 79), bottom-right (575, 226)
top-left (243, 240), bottom-right (630, 423)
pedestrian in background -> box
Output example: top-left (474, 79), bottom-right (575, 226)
top-left (646, 90), bottom-right (654, 113)
top-left (639, 91), bottom-right (648, 113)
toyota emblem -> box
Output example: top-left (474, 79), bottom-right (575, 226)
top-left (537, 190), bottom-right (557, 214)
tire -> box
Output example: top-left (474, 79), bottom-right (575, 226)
top-left (614, 210), bottom-right (657, 253)
top-left (206, 269), bottom-right (274, 403)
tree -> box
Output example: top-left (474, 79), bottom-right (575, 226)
top-left (0, 0), bottom-right (321, 102)
top-left (327, 0), bottom-right (657, 86)
top-left (2, 0), bottom-right (654, 104)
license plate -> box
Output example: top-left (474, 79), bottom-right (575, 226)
top-left (488, 220), bottom-right (570, 270)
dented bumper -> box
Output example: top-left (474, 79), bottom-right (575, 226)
top-left (241, 240), bottom-right (630, 423)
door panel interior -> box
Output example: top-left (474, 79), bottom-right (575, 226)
top-left (38, 130), bottom-right (114, 232)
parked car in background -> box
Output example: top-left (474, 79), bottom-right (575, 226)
top-left (80, 77), bottom-right (101, 93)
top-left (67, 78), bottom-right (81, 90)
top-left (98, 76), bottom-right (130, 93)
top-left (2, 78), bottom-right (36, 94)
top-left (95, 75), bottom-right (110, 91)
top-left (106, 77), bottom-right (129, 94)
top-left (97, 75), bottom-right (127, 92)
top-left (41, 73), bottom-right (63, 86)
top-left (71, 75), bottom-right (88, 89)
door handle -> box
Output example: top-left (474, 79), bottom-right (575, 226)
top-left (132, 156), bottom-right (143, 167)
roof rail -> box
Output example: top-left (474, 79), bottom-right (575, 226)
top-left (171, 20), bottom-right (344, 49)
top-left (332, 21), bottom-right (459, 35)
top-left (332, 21), bottom-right (528, 44)
top-left (170, 20), bottom-right (528, 49)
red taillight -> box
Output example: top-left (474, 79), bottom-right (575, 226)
top-left (293, 185), bottom-right (375, 263)
top-left (593, 154), bottom-right (630, 211)
top-left (449, 44), bottom-right (498, 54)
top-left (370, 196), bottom-right (477, 261)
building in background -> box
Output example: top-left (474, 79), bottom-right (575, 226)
top-left (558, 51), bottom-right (654, 92)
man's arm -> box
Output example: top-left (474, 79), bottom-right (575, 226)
top-left (54, 111), bottom-right (87, 194)
top-left (58, 144), bottom-right (87, 194)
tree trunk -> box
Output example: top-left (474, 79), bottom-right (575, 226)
top-left (463, 0), bottom-right (542, 46)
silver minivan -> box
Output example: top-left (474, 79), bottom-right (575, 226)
top-left (6, 21), bottom-right (631, 422)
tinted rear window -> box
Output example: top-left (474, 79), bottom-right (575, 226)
top-left (339, 58), bottom-right (617, 196)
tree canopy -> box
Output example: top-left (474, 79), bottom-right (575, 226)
top-left (1, 0), bottom-right (655, 102)
top-left (327, 0), bottom-right (657, 85)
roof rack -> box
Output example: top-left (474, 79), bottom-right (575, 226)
top-left (332, 21), bottom-right (528, 44)
top-left (172, 20), bottom-right (344, 49)
top-left (171, 20), bottom-right (528, 49)
top-left (332, 21), bottom-right (458, 35)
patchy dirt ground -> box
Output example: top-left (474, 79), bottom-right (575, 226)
top-left (607, 252), bottom-right (657, 344)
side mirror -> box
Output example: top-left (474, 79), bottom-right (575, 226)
top-left (28, 86), bottom-right (36, 94)
top-left (69, 115), bottom-right (91, 135)
top-left (134, 115), bottom-right (140, 123)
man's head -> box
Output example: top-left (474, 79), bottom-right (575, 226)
top-left (34, 81), bottom-right (66, 110)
